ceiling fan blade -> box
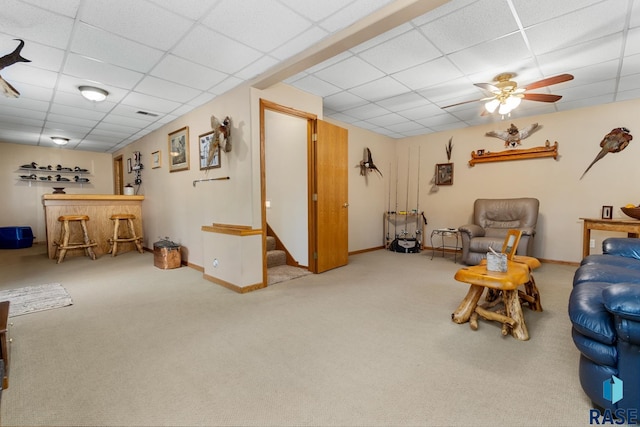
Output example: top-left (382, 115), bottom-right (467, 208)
top-left (522, 93), bottom-right (563, 102)
top-left (523, 74), bottom-right (574, 91)
top-left (474, 82), bottom-right (499, 92)
top-left (441, 98), bottom-right (487, 109)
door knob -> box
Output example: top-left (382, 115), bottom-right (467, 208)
top-left (343, 203), bottom-right (349, 208)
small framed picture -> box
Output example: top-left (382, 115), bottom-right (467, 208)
top-left (435, 163), bottom-right (454, 186)
top-left (168, 126), bottom-right (189, 172)
top-left (199, 131), bottom-right (221, 170)
top-left (602, 205), bottom-right (613, 220)
top-left (127, 158), bottom-right (132, 174)
top-left (476, 149), bottom-right (485, 155)
top-left (151, 150), bottom-right (161, 169)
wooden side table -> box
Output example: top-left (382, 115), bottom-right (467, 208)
top-left (580, 218), bottom-right (640, 257)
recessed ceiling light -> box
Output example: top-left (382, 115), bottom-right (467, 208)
top-left (51, 136), bottom-right (69, 146)
top-left (78, 85), bottom-right (109, 102)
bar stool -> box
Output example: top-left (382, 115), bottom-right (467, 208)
top-left (108, 214), bottom-right (144, 256)
top-left (54, 215), bottom-right (97, 264)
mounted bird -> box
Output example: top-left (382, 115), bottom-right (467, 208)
top-left (357, 147), bottom-right (382, 177)
top-left (485, 123), bottom-right (540, 148)
top-left (580, 127), bottom-right (632, 179)
top-left (0, 39), bottom-right (31, 98)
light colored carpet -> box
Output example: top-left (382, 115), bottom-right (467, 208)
top-left (268, 264), bottom-right (312, 285)
top-left (0, 245), bottom-right (588, 426)
top-left (0, 283), bottom-right (72, 317)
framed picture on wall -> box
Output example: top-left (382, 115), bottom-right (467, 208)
top-left (435, 163), bottom-right (453, 185)
top-left (602, 205), bottom-right (613, 220)
top-left (151, 150), bottom-right (161, 169)
top-left (127, 158), bottom-right (132, 174)
top-left (199, 131), bottom-right (221, 170)
top-left (168, 126), bottom-right (189, 172)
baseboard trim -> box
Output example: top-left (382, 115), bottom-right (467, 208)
top-left (349, 246), bottom-right (384, 255)
top-left (203, 273), bottom-right (266, 294)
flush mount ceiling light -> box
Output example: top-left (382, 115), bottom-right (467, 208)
top-left (78, 85), bottom-right (109, 102)
top-left (51, 136), bottom-right (69, 145)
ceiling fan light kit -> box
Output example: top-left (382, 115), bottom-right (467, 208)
top-left (78, 86), bottom-right (109, 102)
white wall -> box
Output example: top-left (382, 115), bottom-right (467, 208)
top-left (0, 143), bottom-right (113, 242)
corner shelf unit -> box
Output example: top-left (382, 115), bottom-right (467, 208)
top-left (16, 166), bottom-right (92, 188)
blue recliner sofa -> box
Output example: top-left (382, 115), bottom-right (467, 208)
top-left (569, 238), bottom-right (640, 413)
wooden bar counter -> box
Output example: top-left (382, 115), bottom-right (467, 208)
top-left (42, 194), bottom-right (144, 259)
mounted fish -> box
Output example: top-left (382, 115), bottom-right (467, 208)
top-left (356, 147), bottom-right (383, 178)
top-left (580, 127), bottom-right (632, 179)
top-left (0, 39), bottom-right (31, 98)
top-left (485, 123), bottom-right (539, 148)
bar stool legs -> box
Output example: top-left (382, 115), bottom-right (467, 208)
top-left (54, 215), bottom-right (97, 263)
top-left (108, 214), bottom-right (144, 256)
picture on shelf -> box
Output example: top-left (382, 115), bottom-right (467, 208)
top-left (602, 205), bottom-right (613, 220)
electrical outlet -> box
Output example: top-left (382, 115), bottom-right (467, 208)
top-left (590, 239), bottom-right (595, 248)
top-left (213, 258), bottom-right (219, 268)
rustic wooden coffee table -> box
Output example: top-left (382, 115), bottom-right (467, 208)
top-left (452, 260), bottom-right (540, 341)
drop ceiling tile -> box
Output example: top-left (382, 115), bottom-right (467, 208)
top-left (632, 0), bottom-right (640, 27)
top-left (392, 57), bottom-right (463, 91)
top-left (79, 0), bottom-right (194, 50)
top-left (303, 51), bottom-right (353, 74)
top-left (621, 53), bottom-right (640, 76)
top-left (270, 27), bottom-right (329, 61)
top-left (135, 76), bottom-right (202, 103)
top-left (318, 0), bottom-right (396, 33)
top-left (555, 94), bottom-right (615, 111)
top-left (22, 0), bottom-right (81, 18)
top-left (204, 0), bottom-right (312, 53)
top-left (71, 23), bottom-right (164, 73)
top-left (617, 87), bottom-right (640, 101)
top-left (278, 0), bottom-right (351, 22)
top-left (384, 120), bottom-right (424, 133)
top-left (46, 113), bottom-right (100, 128)
top-left (376, 92), bottom-right (431, 111)
top-left (326, 112), bottom-right (360, 124)
top-left (0, 104), bottom-right (46, 120)
top-left (151, 54), bottom-right (228, 91)
top-left (367, 112), bottom-right (407, 127)
top-left (314, 56), bottom-right (385, 89)
top-left (537, 33), bottom-right (623, 76)
top-left (525, 1), bottom-right (626, 55)
top-left (53, 89), bottom-right (116, 111)
top-left (0, 2), bottom-right (74, 49)
top-left (350, 23), bottom-right (413, 53)
top-left (8, 40), bottom-right (65, 74)
top-left (561, 60), bottom-right (620, 88)
top-left (290, 75), bottom-right (343, 97)
top-left (120, 92), bottom-right (181, 114)
top-left (625, 27), bottom-right (640, 57)
top-left (0, 83), bottom-right (51, 103)
top-left (235, 55), bottom-right (280, 80)
top-left (447, 33), bottom-right (531, 76)
top-left (341, 102), bottom-right (390, 120)
top-left (209, 76), bottom-right (244, 96)
top-left (511, 0), bottom-right (603, 27)
top-left (173, 25), bottom-right (263, 75)
top-left (411, 0), bottom-right (476, 27)
top-left (397, 103), bottom-right (447, 121)
top-left (64, 54), bottom-right (144, 89)
top-left (618, 73), bottom-right (640, 92)
top-left (3, 64), bottom-right (58, 89)
top-left (359, 29), bottom-right (440, 74)
top-left (49, 104), bottom-right (107, 121)
top-left (349, 77), bottom-right (409, 102)
top-left (419, 0), bottom-right (519, 54)
top-left (323, 91), bottom-right (367, 112)
top-left (146, 0), bottom-right (215, 20)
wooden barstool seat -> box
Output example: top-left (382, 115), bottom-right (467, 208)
top-left (108, 214), bottom-right (144, 256)
top-left (54, 215), bottom-right (97, 264)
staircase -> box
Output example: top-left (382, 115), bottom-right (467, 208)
top-left (266, 235), bottom-right (287, 268)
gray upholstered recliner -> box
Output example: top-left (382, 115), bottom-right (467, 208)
top-left (458, 198), bottom-right (539, 265)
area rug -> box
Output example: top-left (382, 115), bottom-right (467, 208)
top-left (268, 265), bottom-right (312, 286)
top-left (0, 283), bottom-right (73, 317)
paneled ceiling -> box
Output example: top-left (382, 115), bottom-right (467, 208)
top-left (0, 0), bottom-right (638, 152)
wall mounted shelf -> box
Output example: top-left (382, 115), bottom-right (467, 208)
top-left (469, 140), bottom-right (559, 166)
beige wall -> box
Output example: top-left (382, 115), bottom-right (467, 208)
top-left (334, 97), bottom-right (640, 264)
top-left (0, 143), bottom-right (113, 243)
top-left (2, 85), bottom-right (639, 273)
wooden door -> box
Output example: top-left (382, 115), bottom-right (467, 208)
top-left (313, 120), bottom-right (348, 273)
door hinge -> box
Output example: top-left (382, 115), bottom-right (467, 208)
top-left (312, 133), bottom-right (317, 142)
top-left (313, 252), bottom-right (318, 260)
top-left (312, 193), bottom-right (318, 201)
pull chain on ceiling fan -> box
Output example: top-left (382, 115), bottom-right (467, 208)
top-left (443, 72), bottom-right (574, 116)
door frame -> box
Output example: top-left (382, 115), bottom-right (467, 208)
top-left (260, 99), bottom-right (317, 284)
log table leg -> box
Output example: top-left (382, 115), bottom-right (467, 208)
top-left (452, 285), bottom-right (484, 324)
top-left (503, 289), bottom-right (529, 341)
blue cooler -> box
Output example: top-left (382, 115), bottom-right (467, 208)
top-left (0, 226), bottom-right (34, 249)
